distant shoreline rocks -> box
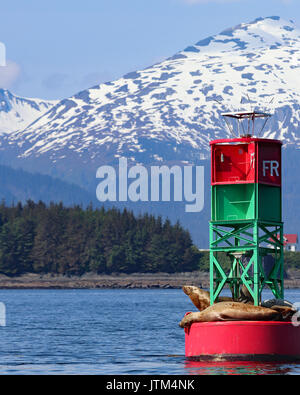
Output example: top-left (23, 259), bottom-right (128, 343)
top-left (0, 271), bottom-right (299, 289)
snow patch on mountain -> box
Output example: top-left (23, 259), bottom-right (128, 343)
top-left (0, 89), bottom-right (57, 135)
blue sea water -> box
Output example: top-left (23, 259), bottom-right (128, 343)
top-left (0, 288), bottom-right (299, 375)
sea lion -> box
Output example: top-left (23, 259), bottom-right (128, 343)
top-left (179, 301), bottom-right (281, 328)
top-left (238, 285), bottom-right (254, 304)
top-left (182, 285), bottom-right (240, 312)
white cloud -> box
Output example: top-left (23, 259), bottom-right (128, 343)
top-left (0, 60), bottom-right (21, 89)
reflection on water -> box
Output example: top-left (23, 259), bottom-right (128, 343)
top-left (184, 360), bottom-right (300, 375)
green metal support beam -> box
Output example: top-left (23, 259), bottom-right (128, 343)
top-left (209, 220), bottom-right (284, 305)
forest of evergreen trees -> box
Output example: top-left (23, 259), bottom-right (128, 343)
top-left (0, 200), bottom-right (202, 276)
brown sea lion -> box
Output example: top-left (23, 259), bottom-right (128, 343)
top-left (238, 285), bottom-right (254, 304)
top-left (182, 286), bottom-right (237, 312)
top-left (179, 301), bottom-right (281, 328)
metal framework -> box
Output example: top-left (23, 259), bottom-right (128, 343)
top-left (209, 121), bottom-right (284, 306)
top-left (209, 219), bottom-right (284, 306)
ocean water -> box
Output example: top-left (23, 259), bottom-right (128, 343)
top-left (0, 288), bottom-right (299, 375)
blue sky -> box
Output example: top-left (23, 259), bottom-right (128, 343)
top-left (0, 0), bottom-right (299, 100)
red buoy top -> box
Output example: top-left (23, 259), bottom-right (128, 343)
top-left (210, 137), bottom-right (282, 187)
top-left (210, 137), bottom-right (282, 145)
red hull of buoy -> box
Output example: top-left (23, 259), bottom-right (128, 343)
top-left (185, 321), bottom-right (300, 361)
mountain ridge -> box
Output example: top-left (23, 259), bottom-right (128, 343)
top-left (0, 16), bottom-right (299, 247)
top-left (0, 89), bottom-right (57, 135)
top-left (2, 16), bottom-right (300, 169)
top-left (0, 163), bottom-right (99, 207)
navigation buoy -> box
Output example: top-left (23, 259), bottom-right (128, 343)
top-left (183, 111), bottom-right (300, 361)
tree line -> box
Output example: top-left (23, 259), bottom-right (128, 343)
top-left (0, 200), bottom-right (202, 276)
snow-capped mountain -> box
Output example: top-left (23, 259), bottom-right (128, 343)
top-left (0, 89), bottom-right (57, 135)
top-left (1, 16), bottom-right (300, 247)
top-left (3, 15), bottom-right (300, 173)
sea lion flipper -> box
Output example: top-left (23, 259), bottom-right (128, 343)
top-left (179, 311), bottom-right (203, 328)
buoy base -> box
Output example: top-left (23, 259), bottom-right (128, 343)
top-left (185, 320), bottom-right (300, 362)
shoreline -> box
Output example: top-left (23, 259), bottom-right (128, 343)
top-left (0, 272), bottom-right (209, 290)
top-left (0, 270), bottom-right (299, 289)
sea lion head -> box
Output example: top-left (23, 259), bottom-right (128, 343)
top-left (182, 285), bottom-right (209, 297)
top-left (182, 286), bottom-right (198, 296)
top-left (182, 286), bottom-right (210, 311)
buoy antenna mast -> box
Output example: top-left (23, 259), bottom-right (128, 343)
top-left (221, 111), bottom-right (272, 138)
